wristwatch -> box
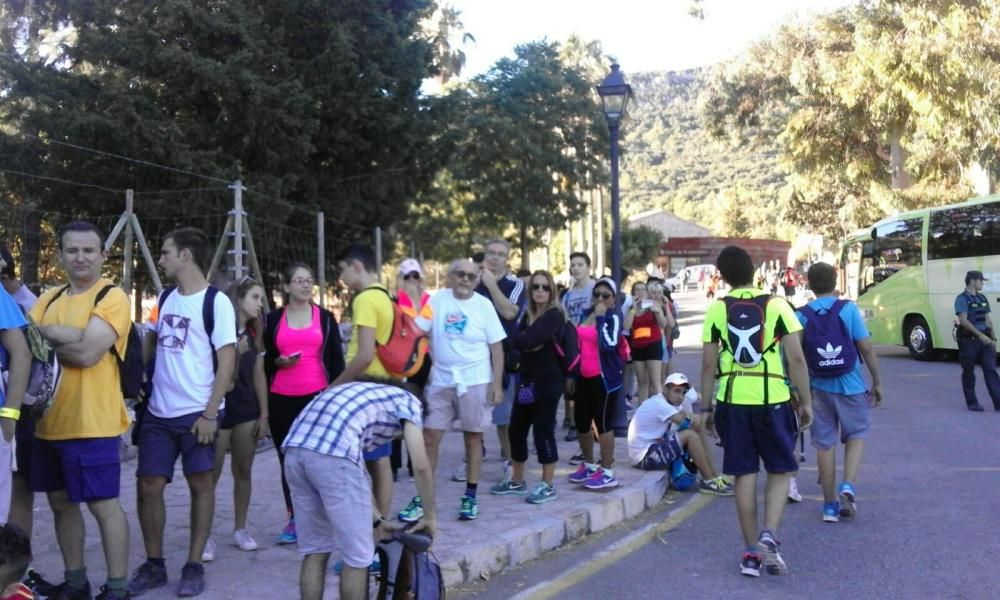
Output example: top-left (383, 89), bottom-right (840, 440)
top-left (373, 516), bottom-right (385, 529)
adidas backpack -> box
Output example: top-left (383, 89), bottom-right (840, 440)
top-left (797, 299), bottom-right (859, 378)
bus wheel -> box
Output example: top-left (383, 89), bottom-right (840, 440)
top-left (906, 317), bottom-right (936, 360)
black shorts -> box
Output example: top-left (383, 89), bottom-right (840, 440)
top-left (715, 401), bottom-right (798, 476)
top-left (630, 342), bottom-right (664, 362)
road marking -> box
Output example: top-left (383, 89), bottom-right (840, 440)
top-left (511, 494), bottom-right (715, 600)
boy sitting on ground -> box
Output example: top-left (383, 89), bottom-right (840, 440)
top-left (0, 525), bottom-right (33, 600)
top-left (627, 373), bottom-right (733, 495)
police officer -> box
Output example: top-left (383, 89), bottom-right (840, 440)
top-left (955, 270), bottom-right (1000, 412)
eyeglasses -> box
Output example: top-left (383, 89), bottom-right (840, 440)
top-left (452, 270), bottom-right (478, 281)
top-left (531, 283), bottom-right (551, 292)
top-left (291, 278), bottom-right (315, 286)
top-left (403, 272), bottom-right (421, 281)
top-left (592, 291), bottom-right (613, 300)
top-left (485, 250), bottom-right (508, 258)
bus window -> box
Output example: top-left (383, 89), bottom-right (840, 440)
top-left (873, 217), bottom-right (923, 279)
top-left (929, 202), bottom-right (1000, 260)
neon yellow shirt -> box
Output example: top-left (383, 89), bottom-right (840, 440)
top-left (701, 288), bottom-right (801, 405)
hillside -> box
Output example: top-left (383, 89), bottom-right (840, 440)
top-left (620, 69), bottom-right (786, 224)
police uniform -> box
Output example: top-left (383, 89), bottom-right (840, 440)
top-left (954, 270), bottom-right (1000, 411)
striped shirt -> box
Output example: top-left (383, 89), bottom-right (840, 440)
top-left (282, 381), bottom-right (422, 464)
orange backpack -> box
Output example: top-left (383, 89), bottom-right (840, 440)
top-left (357, 287), bottom-right (429, 379)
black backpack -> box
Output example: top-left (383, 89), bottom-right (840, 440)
top-left (720, 294), bottom-right (776, 368)
top-left (45, 284), bottom-right (144, 399)
top-left (553, 317), bottom-right (581, 377)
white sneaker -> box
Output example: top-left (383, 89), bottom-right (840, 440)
top-left (233, 529), bottom-right (258, 551)
top-left (201, 538), bottom-right (216, 562)
top-left (787, 477), bottom-right (803, 503)
top-left (451, 460), bottom-right (467, 482)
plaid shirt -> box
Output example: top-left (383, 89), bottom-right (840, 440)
top-left (282, 381), bottom-right (422, 465)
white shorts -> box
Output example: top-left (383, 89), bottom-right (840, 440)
top-left (424, 384), bottom-right (491, 432)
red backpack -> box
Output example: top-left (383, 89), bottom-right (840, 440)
top-left (357, 288), bottom-right (429, 379)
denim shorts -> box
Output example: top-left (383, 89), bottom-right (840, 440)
top-left (136, 411), bottom-right (216, 481)
top-left (492, 372), bottom-right (518, 426)
top-left (29, 437), bottom-right (122, 503)
top-left (715, 401), bottom-right (798, 476)
top-left (810, 388), bottom-right (870, 450)
top-left (362, 442), bottom-right (391, 461)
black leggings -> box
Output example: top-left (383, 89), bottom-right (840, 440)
top-left (509, 378), bottom-right (562, 465)
top-left (574, 376), bottom-right (614, 435)
top-left (269, 392), bottom-right (318, 515)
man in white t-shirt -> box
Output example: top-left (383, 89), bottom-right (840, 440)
top-left (129, 228), bottom-right (236, 598)
top-left (397, 258), bottom-right (505, 523)
top-left (627, 373), bottom-right (733, 495)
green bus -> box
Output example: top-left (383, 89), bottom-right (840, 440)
top-left (840, 195), bottom-right (1000, 360)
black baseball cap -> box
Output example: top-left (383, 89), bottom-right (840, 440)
top-left (966, 270), bottom-right (987, 284)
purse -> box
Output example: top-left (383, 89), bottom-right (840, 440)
top-left (515, 382), bottom-right (535, 405)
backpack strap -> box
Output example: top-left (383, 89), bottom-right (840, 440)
top-left (203, 286), bottom-right (219, 372)
top-left (93, 284), bottom-right (125, 363)
top-left (42, 284), bottom-right (72, 316)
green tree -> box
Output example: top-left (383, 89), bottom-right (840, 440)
top-left (0, 0), bottom-right (447, 281)
top-left (619, 225), bottom-right (663, 270)
top-left (453, 41), bottom-right (608, 270)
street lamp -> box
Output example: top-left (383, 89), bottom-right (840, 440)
top-left (597, 63), bottom-right (632, 438)
top-left (596, 63), bottom-right (632, 290)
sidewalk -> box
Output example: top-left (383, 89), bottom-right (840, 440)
top-left (26, 295), bottom-right (715, 599)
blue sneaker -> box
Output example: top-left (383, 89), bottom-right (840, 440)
top-left (398, 496), bottom-right (424, 522)
top-left (490, 480), bottom-right (528, 495)
top-left (277, 518), bottom-right (297, 544)
top-left (757, 531), bottom-right (788, 575)
top-left (822, 501), bottom-right (840, 523)
top-left (582, 467), bottom-right (618, 490)
top-left (838, 482), bottom-right (857, 519)
top-left (568, 463), bottom-right (594, 484)
top-left (459, 495), bottom-right (479, 520)
top-left (526, 482), bottom-right (557, 504)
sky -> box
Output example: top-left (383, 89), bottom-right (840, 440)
top-left (445, 0), bottom-right (858, 77)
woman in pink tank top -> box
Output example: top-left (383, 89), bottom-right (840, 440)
top-left (262, 263), bottom-right (345, 544)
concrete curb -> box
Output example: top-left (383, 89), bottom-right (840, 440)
top-left (437, 469), bottom-right (678, 587)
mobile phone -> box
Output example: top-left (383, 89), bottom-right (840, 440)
top-left (640, 300), bottom-right (653, 309)
top-left (288, 351), bottom-right (303, 359)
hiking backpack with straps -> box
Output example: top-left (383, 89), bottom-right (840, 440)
top-left (721, 294), bottom-right (777, 368)
top-left (797, 299), bottom-right (859, 378)
top-left (0, 309), bottom-right (62, 415)
top-left (356, 287), bottom-right (428, 380)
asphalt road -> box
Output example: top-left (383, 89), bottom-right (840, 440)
top-left (454, 290), bottom-right (1000, 600)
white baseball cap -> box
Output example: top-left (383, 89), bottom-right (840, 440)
top-left (664, 372), bottom-right (690, 388)
top-left (399, 258), bottom-right (423, 277)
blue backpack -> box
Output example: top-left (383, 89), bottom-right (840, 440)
top-left (797, 299), bottom-right (858, 378)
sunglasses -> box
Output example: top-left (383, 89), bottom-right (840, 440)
top-left (403, 272), bottom-right (421, 281)
top-left (592, 291), bottom-right (613, 300)
top-left (531, 283), bottom-right (551, 292)
top-left (452, 270), bottom-right (478, 281)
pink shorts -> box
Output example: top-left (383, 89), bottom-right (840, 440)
top-left (423, 384), bottom-right (491, 432)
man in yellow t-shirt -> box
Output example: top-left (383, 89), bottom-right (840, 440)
top-left (698, 245), bottom-right (813, 580)
top-left (28, 221), bottom-right (131, 599)
top-left (332, 242), bottom-right (395, 531)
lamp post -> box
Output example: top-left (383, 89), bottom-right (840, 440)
top-left (596, 63), bottom-right (632, 289)
top-left (597, 63), bottom-right (632, 438)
